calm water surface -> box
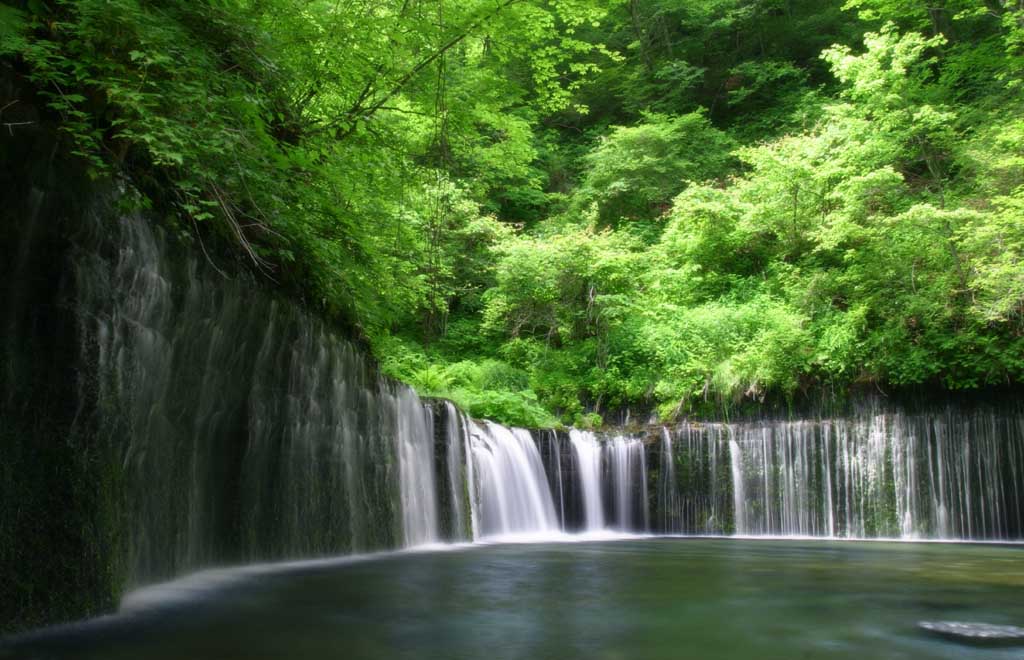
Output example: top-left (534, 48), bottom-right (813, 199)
top-left (5, 538), bottom-right (1024, 660)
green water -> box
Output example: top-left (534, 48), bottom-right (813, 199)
top-left (6, 539), bottom-right (1024, 660)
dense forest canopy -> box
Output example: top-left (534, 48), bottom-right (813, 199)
top-left (2, 0), bottom-right (1023, 427)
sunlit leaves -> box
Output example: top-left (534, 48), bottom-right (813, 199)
top-left (572, 111), bottom-right (735, 226)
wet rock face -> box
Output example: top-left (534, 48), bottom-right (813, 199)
top-left (919, 621), bottom-right (1024, 646)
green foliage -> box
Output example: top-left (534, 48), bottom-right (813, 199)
top-left (441, 12), bottom-right (1024, 425)
top-left (6, 0), bottom-right (613, 336)
top-left (638, 297), bottom-right (813, 417)
top-left (482, 228), bottom-right (643, 342)
top-left (6, 0), bottom-right (1024, 427)
top-left (571, 111), bottom-right (735, 226)
top-left (0, 5), bottom-right (28, 56)
top-left (374, 335), bottom-right (558, 428)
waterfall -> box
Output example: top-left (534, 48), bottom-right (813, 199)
top-left (395, 390), bottom-right (438, 547)
top-left (13, 190), bottom-right (1024, 638)
top-left (605, 437), bottom-right (649, 531)
top-left (60, 208), bottom-right (453, 585)
top-left (538, 430), bottom-right (570, 529)
top-left (11, 197), bottom-right (662, 588)
top-left (467, 421), bottom-right (559, 537)
top-left (561, 431), bottom-right (650, 533)
top-left (551, 433), bottom-right (568, 527)
top-left (656, 425), bottom-right (730, 534)
top-left (658, 405), bottom-right (1024, 540)
top-left (569, 430), bottom-right (605, 531)
top-left (728, 439), bottom-right (746, 535)
top-left (657, 428), bottom-right (681, 533)
top-left (443, 401), bottom-right (471, 542)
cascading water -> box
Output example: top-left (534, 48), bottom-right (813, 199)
top-left (395, 390), bottom-right (438, 546)
top-left (657, 405), bottom-right (1024, 540)
top-left (536, 430), bottom-right (571, 529)
top-left (14, 202), bottom-right (1024, 560)
top-left (569, 430), bottom-right (605, 531)
top-left (558, 431), bottom-right (651, 534)
top-left (467, 421), bottom-right (559, 537)
top-left (6, 195), bottom-right (658, 593)
top-left (9, 186), bottom-right (1024, 635)
top-left (728, 439), bottom-right (746, 536)
top-left (443, 401), bottom-right (472, 542)
top-left (657, 428), bottom-right (680, 532)
top-left (63, 207), bottom-right (449, 585)
top-left (605, 436), bottom-right (649, 531)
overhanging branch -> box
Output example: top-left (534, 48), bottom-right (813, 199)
top-left (327, 0), bottom-right (523, 140)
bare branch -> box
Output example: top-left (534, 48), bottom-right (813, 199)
top-left (4, 121), bottom-right (34, 136)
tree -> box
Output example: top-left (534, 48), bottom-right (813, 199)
top-left (571, 111), bottom-right (735, 227)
